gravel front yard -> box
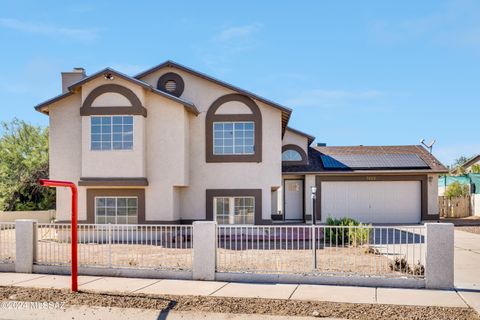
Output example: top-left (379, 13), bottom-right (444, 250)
top-left (0, 286), bottom-right (478, 320)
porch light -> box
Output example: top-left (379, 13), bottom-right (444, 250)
top-left (310, 186), bottom-right (317, 199)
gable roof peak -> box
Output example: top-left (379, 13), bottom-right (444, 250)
top-left (135, 60), bottom-right (292, 133)
top-left (35, 66), bottom-right (199, 115)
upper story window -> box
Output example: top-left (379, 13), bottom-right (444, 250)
top-left (282, 149), bottom-right (302, 161)
top-left (206, 94), bottom-right (262, 163)
top-left (282, 144), bottom-right (308, 165)
top-left (213, 122), bottom-right (254, 155)
top-left (91, 116), bottom-right (133, 151)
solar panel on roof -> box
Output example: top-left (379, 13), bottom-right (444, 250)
top-left (320, 153), bottom-right (430, 170)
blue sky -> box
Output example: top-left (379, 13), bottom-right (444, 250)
top-left (0, 0), bottom-right (479, 166)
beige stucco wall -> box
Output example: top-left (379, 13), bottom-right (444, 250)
top-left (141, 66), bottom-right (283, 221)
top-left (144, 93), bottom-right (190, 221)
top-left (91, 92), bottom-right (131, 107)
top-left (282, 129), bottom-right (309, 154)
top-left (48, 94), bottom-right (86, 221)
top-left (427, 174), bottom-right (439, 216)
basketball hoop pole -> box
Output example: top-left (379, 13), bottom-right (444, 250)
top-left (39, 179), bottom-right (78, 292)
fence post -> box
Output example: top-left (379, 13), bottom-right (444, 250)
top-left (108, 223), bottom-right (112, 268)
top-left (425, 223), bottom-right (454, 289)
top-left (192, 221), bottom-right (217, 280)
top-left (15, 219), bottom-right (37, 273)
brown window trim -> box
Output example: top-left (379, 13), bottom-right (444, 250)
top-left (206, 94), bottom-right (262, 163)
top-left (79, 177), bottom-right (148, 187)
top-left (282, 144), bottom-right (308, 166)
top-left (80, 84), bottom-right (147, 117)
top-left (314, 175), bottom-right (436, 222)
top-left (206, 189), bottom-right (270, 225)
top-left (86, 189), bottom-right (146, 224)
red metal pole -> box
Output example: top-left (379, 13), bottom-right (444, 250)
top-left (39, 179), bottom-right (78, 292)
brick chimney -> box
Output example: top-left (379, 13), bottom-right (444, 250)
top-left (61, 67), bottom-right (86, 93)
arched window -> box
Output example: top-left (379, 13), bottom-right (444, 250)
top-left (282, 149), bottom-right (302, 161)
top-left (282, 144), bottom-right (308, 165)
top-left (206, 94), bottom-right (262, 163)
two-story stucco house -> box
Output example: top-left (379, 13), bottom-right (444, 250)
top-left (35, 61), bottom-right (448, 225)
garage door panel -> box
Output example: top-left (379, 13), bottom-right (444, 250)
top-left (321, 181), bottom-right (421, 224)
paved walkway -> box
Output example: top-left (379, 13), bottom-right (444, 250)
top-left (454, 229), bottom-right (480, 313)
top-left (0, 272), bottom-right (471, 309)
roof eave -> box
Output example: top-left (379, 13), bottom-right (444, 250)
top-left (282, 169), bottom-right (449, 175)
top-left (35, 68), bottom-right (199, 116)
top-left (135, 60), bottom-right (292, 131)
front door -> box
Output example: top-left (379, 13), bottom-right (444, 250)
top-left (284, 179), bottom-right (304, 220)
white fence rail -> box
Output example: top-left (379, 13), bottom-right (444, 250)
top-left (0, 223), bottom-right (15, 264)
top-left (217, 225), bottom-right (425, 278)
top-left (35, 224), bottom-right (193, 271)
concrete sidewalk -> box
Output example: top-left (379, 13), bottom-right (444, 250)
top-left (0, 272), bottom-right (474, 310)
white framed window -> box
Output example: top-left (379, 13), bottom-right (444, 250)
top-left (214, 196), bottom-right (254, 225)
top-left (91, 116), bottom-right (133, 151)
top-left (95, 196), bottom-right (138, 224)
top-left (213, 122), bottom-right (254, 155)
top-left (282, 149), bottom-right (302, 161)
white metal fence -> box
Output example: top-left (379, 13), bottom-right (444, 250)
top-left (35, 224), bottom-right (193, 271)
top-left (217, 225), bottom-right (425, 278)
top-left (0, 223), bottom-right (15, 264)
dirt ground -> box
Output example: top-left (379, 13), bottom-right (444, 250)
top-left (217, 247), bottom-right (412, 277)
top-left (0, 286), bottom-right (477, 320)
top-left (457, 226), bottom-right (480, 235)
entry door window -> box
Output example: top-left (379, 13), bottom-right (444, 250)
top-left (214, 197), bottom-right (254, 225)
top-left (95, 196), bottom-right (138, 224)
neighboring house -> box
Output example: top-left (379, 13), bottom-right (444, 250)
top-left (34, 61), bottom-right (448, 225)
top-left (450, 154), bottom-right (480, 175)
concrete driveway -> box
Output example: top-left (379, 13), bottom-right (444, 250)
top-left (455, 230), bottom-right (480, 290)
top-left (454, 229), bottom-right (480, 313)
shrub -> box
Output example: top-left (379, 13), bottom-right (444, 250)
top-left (325, 217), bottom-right (371, 247)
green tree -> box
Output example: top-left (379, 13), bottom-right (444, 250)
top-left (0, 119), bottom-right (55, 211)
top-left (444, 181), bottom-right (469, 198)
top-left (453, 156), bottom-right (470, 168)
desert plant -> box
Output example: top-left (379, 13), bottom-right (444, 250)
top-left (325, 217), bottom-right (371, 247)
top-left (365, 247), bottom-right (380, 255)
top-left (444, 181), bottom-right (469, 198)
top-left (411, 261), bottom-right (425, 276)
top-left (389, 256), bottom-right (425, 276)
top-left (389, 256), bottom-right (411, 273)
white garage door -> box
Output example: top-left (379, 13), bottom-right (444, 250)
top-left (321, 181), bottom-right (421, 224)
